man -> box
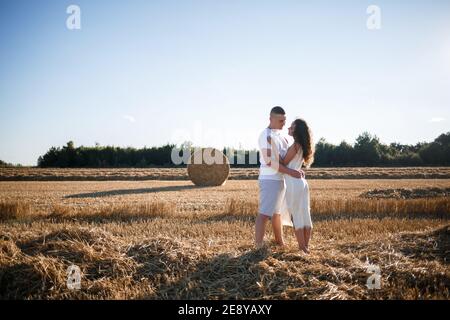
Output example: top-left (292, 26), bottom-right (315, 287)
top-left (255, 106), bottom-right (304, 247)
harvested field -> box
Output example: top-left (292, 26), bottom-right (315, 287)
top-left (1, 179), bottom-right (450, 214)
top-left (1, 167), bottom-right (450, 181)
top-left (361, 187), bottom-right (450, 199)
top-left (0, 176), bottom-right (449, 299)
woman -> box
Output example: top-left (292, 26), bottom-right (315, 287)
top-left (272, 118), bottom-right (315, 253)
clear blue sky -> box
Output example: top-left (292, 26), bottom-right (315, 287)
top-left (1, 0), bottom-right (449, 165)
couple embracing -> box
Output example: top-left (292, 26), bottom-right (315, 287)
top-left (255, 106), bottom-right (314, 253)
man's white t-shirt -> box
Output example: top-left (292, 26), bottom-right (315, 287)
top-left (258, 127), bottom-right (289, 180)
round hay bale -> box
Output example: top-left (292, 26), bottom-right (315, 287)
top-left (187, 148), bottom-right (230, 186)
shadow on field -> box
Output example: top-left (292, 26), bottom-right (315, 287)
top-left (397, 225), bottom-right (450, 264)
top-left (0, 262), bottom-right (44, 299)
top-left (336, 225), bottom-right (450, 265)
top-left (130, 245), bottom-right (275, 299)
top-left (132, 243), bottom-right (347, 299)
top-left (64, 184), bottom-right (208, 198)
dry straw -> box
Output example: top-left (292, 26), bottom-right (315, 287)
top-left (1, 167), bottom-right (450, 181)
top-left (1, 201), bottom-right (449, 299)
top-left (0, 201), bottom-right (31, 221)
top-left (187, 148), bottom-right (230, 186)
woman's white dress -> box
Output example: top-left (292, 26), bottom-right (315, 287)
top-left (280, 150), bottom-right (312, 230)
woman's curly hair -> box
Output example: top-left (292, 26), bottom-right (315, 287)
top-left (292, 118), bottom-right (314, 167)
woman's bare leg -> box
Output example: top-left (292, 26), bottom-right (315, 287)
top-left (304, 227), bottom-right (312, 253)
top-left (294, 228), bottom-right (307, 253)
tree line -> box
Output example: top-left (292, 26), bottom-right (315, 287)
top-left (36, 132), bottom-right (450, 168)
top-left (314, 132), bottom-right (449, 166)
top-left (0, 159), bottom-right (10, 167)
top-left (0, 159), bottom-right (22, 168)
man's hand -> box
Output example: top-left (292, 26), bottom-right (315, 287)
top-left (300, 169), bottom-right (305, 178)
top-left (288, 169), bottom-right (300, 179)
top-left (288, 169), bottom-right (306, 179)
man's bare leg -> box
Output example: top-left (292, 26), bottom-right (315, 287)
top-left (271, 213), bottom-right (285, 246)
top-left (255, 214), bottom-right (270, 247)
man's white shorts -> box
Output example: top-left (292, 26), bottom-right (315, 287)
top-left (258, 179), bottom-right (285, 217)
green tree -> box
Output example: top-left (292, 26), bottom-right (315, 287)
top-left (354, 132), bottom-right (382, 165)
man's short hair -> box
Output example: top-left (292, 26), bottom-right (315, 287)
top-left (270, 106), bottom-right (285, 115)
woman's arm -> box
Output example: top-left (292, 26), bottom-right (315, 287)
top-left (265, 137), bottom-right (303, 177)
top-left (279, 143), bottom-right (299, 166)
